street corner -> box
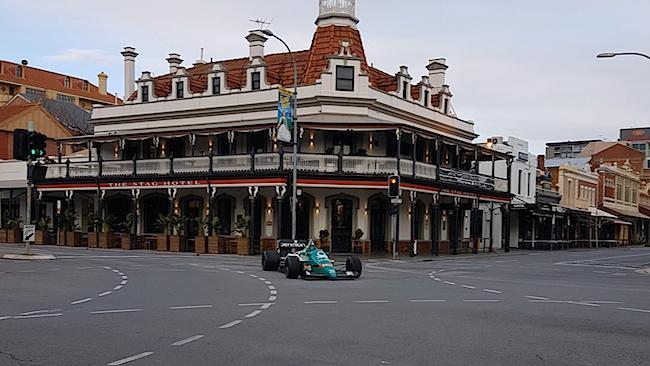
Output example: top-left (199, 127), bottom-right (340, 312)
top-left (2, 253), bottom-right (56, 261)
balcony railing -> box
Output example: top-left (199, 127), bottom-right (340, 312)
top-left (40, 153), bottom-right (509, 193)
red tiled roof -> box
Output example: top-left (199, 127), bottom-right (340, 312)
top-left (0, 60), bottom-right (120, 105)
top-left (131, 24), bottom-right (444, 107)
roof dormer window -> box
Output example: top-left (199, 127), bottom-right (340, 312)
top-left (336, 66), bottom-right (354, 92)
top-left (16, 65), bottom-right (23, 78)
top-left (64, 77), bottom-right (71, 88)
top-left (176, 81), bottom-right (184, 98)
top-left (141, 85), bottom-right (149, 103)
top-left (212, 77), bottom-right (221, 95)
top-left (82, 80), bottom-right (89, 92)
top-left (424, 90), bottom-right (430, 107)
top-left (402, 81), bottom-right (408, 99)
top-left (251, 72), bottom-right (261, 91)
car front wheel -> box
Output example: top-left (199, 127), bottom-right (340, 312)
top-left (285, 256), bottom-right (301, 279)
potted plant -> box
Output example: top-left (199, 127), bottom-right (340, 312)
top-left (2, 210), bottom-right (22, 243)
top-left (319, 229), bottom-right (330, 252)
top-left (155, 214), bottom-right (184, 252)
top-left (194, 215), bottom-right (210, 254)
top-left (119, 213), bottom-right (134, 250)
top-left (87, 212), bottom-right (102, 248)
top-left (233, 216), bottom-right (251, 255)
top-left (207, 217), bottom-right (224, 254)
top-left (98, 214), bottom-right (117, 249)
top-left (58, 209), bottom-right (81, 247)
top-left (169, 214), bottom-right (185, 252)
top-left (353, 228), bottom-right (364, 254)
top-left (34, 217), bottom-right (51, 245)
top-left (155, 214), bottom-right (172, 251)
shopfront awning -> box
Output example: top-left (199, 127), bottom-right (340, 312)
top-left (602, 206), bottom-right (650, 220)
top-left (586, 207), bottom-right (619, 219)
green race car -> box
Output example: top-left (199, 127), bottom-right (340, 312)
top-left (262, 240), bottom-right (362, 280)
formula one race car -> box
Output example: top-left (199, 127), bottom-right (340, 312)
top-left (262, 240), bottom-right (362, 280)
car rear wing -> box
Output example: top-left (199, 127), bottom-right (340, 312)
top-left (277, 240), bottom-right (309, 257)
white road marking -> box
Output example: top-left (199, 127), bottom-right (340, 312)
top-left (108, 352), bottom-right (154, 365)
top-left (235, 271), bottom-right (245, 274)
top-left (269, 296), bottom-right (277, 301)
top-left (567, 301), bottom-right (600, 307)
top-left (13, 313), bottom-right (63, 319)
top-left (0, 316), bottom-right (11, 321)
top-left (265, 281), bottom-right (273, 285)
top-left (169, 305), bottom-right (213, 310)
top-left (46, 268), bottom-right (61, 271)
top-left (304, 301), bottom-right (339, 304)
top-left (526, 296), bottom-right (550, 301)
top-left (593, 271), bottom-right (610, 274)
top-left (354, 300), bottom-right (389, 304)
top-left (249, 274), bottom-right (258, 278)
top-left (98, 291), bottom-right (112, 297)
top-left (410, 300), bottom-right (447, 303)
top-left (258, 278), bottom-right (266, 281)
top-left (434, 278), bottom-right (442, 282)
top-left (529, 300), bottom-right (566, 303)
top-left (71, 298), bottom-right (92, 305)
top-left (618, 307), bottom-right (650, 314)
top-left (121, 275), bottom-right (128, 280)
top-left (120, 280), bottom-right (128, 285)
top-left (260, 303), bottom-right (274, 309)
top-left (172, 335), bottom-right (204, 346)
top-left (112, 269), bottom-right (120, 273)
top-left (463, 300), bottom-right (500, 303)
top-left (219, 320), bottom-right (242, 329)
top-left (113, 285), bottom-right (123, 290)
top-left (20, 310), bottom-right (58, 316)
top-left (19, 270), bottom-right (36, 273)
top-left (612, 273), bottom-right (628, 276)
top-left (483, 289), bottom-right (503, 294)
top-left (268, 285), bottom-right (276, 290)
top-left (443, 281), bottom-right (456, 285)
top-left (239, 303), bottom-right (269, 307)
top-left (461, 285), bottom-right (476, 289)
top-left (581, 301), bottom-right (623, 304)
top-left (91, 309), bottom-right (143, 315)
top-left (104, 266), bottom-right (112, 270)
top-left (245, 310), bottom-right (262, 318)
top-left (270, 290), bottom-right (278, 295)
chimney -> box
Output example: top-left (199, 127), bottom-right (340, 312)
top-left (121, 47), bottom-right (138, 99)
top-left (166, 53), bottom-right (183, 73)
top-left (97, 72), bottom-right (108, 95)
top-left (427, 58), bottom-right (448, 91)
top-left (246, 31), bottom-right (268, 60)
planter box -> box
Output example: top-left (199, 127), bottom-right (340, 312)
top-left (35, 230), bottom-right (49, 245)
top-left (7, 229), bottom-right (22, 243)
top-left (207, 236), bottom-right (225, 254)
top-left (236, 238), bottom-right (250, 255)
top-left (157, 235), bottom-right (168, 251)
top-left (98, 233), bottom-right (116, 249)
top-left (169, 235), bottom-right (183, 252)
top-left (195, 237), bottom-right (208, 254)
top-left (119, 233), bottom-right (133, 250)
top-left (88, 232), bottom-right (99, 248)
top-left (64, 231), bottom-right (83, 247)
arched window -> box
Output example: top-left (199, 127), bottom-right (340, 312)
top-left (214, 195), bottom-right (235, 235)
top-left (413, 201), bottom-right (425, 240)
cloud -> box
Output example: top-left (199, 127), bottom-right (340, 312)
top-left (42, 49), bottom-right (118, 65)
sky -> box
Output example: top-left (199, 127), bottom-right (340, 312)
top-left (2, 0), bottom-right (649, 154)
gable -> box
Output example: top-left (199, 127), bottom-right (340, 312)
top-left (0, 105), bottom-right (74, 139)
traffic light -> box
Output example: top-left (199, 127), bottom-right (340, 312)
top-left (388, 175), bottom-right (400, 198)
top-left (28, 131), bottom-right (47, 159)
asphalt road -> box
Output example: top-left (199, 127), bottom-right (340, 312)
top-left (1, 245), bottom-right (649, 366)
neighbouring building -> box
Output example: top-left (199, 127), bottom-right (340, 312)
top-left (0, 60), bottom-right (120, 110)
top-left (545, 140), bottom-right (600, 159)
top-left (579, 141), bottom-right (645, 175)
top-left (29, 0), bottom-right (512, 255)
top-left (620, 127), bottom-right (650, 181)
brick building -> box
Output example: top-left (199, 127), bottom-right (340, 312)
top-left (579, 141), bottom-right (645, 176)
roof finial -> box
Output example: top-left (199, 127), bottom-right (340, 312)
top-left (317, 0), bottom-right (358, 28)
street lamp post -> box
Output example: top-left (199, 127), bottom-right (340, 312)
top-left (597, 52), bottom-right (650, 61)
top-left (262, 29), bottom-right (299, 241)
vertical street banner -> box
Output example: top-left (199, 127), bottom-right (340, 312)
top-left (277, 87), bottom-right (294, 143)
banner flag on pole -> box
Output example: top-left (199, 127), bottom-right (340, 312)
top-left (277, 87), bottom-right (294, 143)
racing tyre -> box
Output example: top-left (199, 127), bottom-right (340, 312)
top-left (262, 251), bottom-right (280, 271)
top-left (346, 256), bottom-right (362, 278)
top-left (285, 255), bottom-right (301, 279)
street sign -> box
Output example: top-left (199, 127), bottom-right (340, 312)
top-left (277, 87), bottom-right (294, 143)
top-left (23, 225), bottom-right (36, 242)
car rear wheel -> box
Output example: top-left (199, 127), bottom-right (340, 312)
top-left (262, 251), bottom-right (280, 271)
top-left (346, 256), bottom-right (362, 278)
top-left (285, 256), bottom-right (301, 279)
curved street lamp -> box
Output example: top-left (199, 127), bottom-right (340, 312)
top-left (261, 29), bottom-right (300, 241)
top-left (597, 52), bottom-right (650, 61)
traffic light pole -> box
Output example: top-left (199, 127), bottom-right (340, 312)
top-left (24, 157), bottom-right (32, 256)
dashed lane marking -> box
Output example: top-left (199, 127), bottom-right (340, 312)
top-left (270, 290), bottom-right (278, 295)
top-left (13, 313), bottom-right (63, 319)
top-left (268, 285), bottom-right (276, 290)
top-left (463, 300), bottom-right (500, 303)
top-left (235, 271), bottom-right (245, 274)
top-left (260, 303), bottom-right (274, 310)
top-left (98, 291), bottom-right (112, 297)
top-left (567, 301), bottom-right (600, 307)
top-left (581, 301), bottom-right (623, 304)
top-left (91, 309), bottom-right (143, 315)
top-left (113, 285), bottom-right (123, 290)
top-left (0, 316), bottom-right (11, 321)
top-left (526, 296), bottom-right (550, 301)
top-left (461, 285), bottom-right (476, 289)
top-left (269, 296), bottom-right (277, 301)
top-left (483, 289), bottom-right (502, 294)
top-left (171, 335), bottom-right (204, 346)
top-left (354, 300), bottom-right (389, 304)
top-left (304, 301), bottom-right (339, 304)
top-left (71, 298), bottom-right (93, 305)
top-left (443, 281), bottom-right (456, 285)
top-left (239, 303), bottom-right (269, 307)
top-left (265, 281), bottom-right (273, 285)
top-left (245, 310), bottom-right (262, 318)
top-left (108, 352), bottom-right (154, 366)
top-left (410, 300), bottom-right (447, 303)
top-left (20, 310), bottom-right (60, 316)
top-left (169, 305), bottom-right (213, 310)
top-left (618, 307), bottom-right (650, 314)
top-left (219, 320), bottom-right (242, 329)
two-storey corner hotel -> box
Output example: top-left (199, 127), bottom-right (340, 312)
top-left (34, 0), bottom-right (513, 255)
